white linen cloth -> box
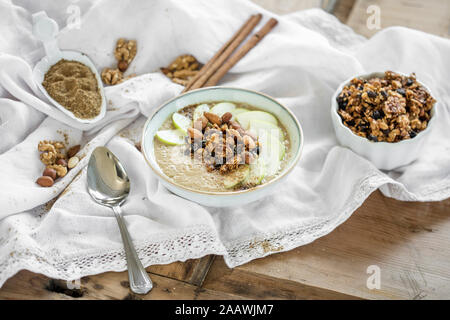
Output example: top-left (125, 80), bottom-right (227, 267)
top-left (0, 0), bottom-right (449, 287)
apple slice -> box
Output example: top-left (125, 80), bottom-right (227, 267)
top-left (248, 119), bottom-right (284, 142)
top-left (172, 113), bottom-right (192, 134)
top-left (230, 108), bottom-right (249, 118)
top-left (243, 157), bottom-right (266, 186)
top-left (193, 104), bottom-right (210, 121)
top-left (210, 102), bottom-right (236, 117)
top-left (223, 165), bottom-right (250, 189)
top-left (156, 129), bottom-right (186, 146)
top-left (236, 111), bottom-right (277, 129)
top-left (258, 131), bottom-right (285, 176)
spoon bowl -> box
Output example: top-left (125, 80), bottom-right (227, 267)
top-left (87, 147), bottom-right (130, 206)
top-left (87, 146), bottom-right (153, 294)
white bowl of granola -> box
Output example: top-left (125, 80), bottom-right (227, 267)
top-left (331, 71), bottom-right (437, 171)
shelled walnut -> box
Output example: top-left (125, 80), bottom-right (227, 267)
top-left (101, 68), bottom-right (123, 85)
top-left (114, 38), bottom-right (137, 71)
top-left (161, 54), bottom-right (200, 86)
top-left (102, 38), bottom-right (137, 86)
top-left (38, 141), bottom-right (65, 165)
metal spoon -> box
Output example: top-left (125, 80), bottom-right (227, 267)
top-left (87, 146), bottom-right (153, 294)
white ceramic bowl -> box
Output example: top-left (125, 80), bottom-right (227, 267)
top-left (141, 87), bottom-right (303, 207)
top-left (331, 72), bottom-right (437, 171)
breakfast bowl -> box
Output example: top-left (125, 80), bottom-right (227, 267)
top-left (331, 71), bottom-right (438, 171)
top-left (141, 87), bottom-right (303, 207)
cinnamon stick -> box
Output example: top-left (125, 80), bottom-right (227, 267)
top-left (204, 18), bottom-right (278, 87)
top-left (184, 14), bottom-right (263, 92)
top-left (182, 15), bottom-right (260, 93)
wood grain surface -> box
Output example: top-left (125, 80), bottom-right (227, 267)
top-left (1, 0), bottom-right (449, 300)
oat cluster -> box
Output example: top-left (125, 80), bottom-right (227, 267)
top-left (337, 71), bottom-right (436, 142)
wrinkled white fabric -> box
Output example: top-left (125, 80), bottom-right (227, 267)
top-left (0, 0), bottom-right (449, 287)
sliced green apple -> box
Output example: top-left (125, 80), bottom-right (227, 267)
top-left (172, 113), bottom-right (192, 134)
top-left (236, 111), bottom-right (278, 129)
top-left (230, 108), bottom-right (249, 118)
top-left (193, 104), bottom-right (210, 121)
top-left (156, 129), bottom-right (186, 146)
top-left (248, 119), bottom-right (284, 141)
top-left (210, 102), bottom-right (236, 117)
top-left (258, 131), bottom-right (285, 176)
top-left (243, 157), bottom-right (266, 186)
top-left (223, 165), bottom-right (250, 189)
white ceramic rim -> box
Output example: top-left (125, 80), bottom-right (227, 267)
top-left (331, 71), bottom-right (438, 146)
top-left (33, 50), bottom-right (107, 124)
top-left (141, 86), bottom-right (304, 196)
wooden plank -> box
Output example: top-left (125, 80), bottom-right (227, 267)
top-left (250, 0), bottom-right (322, 15)
top-left (203, 257), bottom-right (362, 300)
top-left (333, 0), bottom-right (357, 23)
top-left (232, 191), bottom-right (450, 300)
top-left (147, 255), bottom-right (215, 286)
top-left (347, 0), bottom-right (450, 38)
top-left (0, 269), bottom-right (242, 300)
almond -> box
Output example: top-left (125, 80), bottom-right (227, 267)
top-left (204, 112), bottom-right (222, 126)
top-left (187, 127), bottom-right (203, 140)
top-left (67, 145), bottom-right (81, 158)
top-left (43, 167), bottom-right (57, 180)
top-left (36, 176), bottom-right (54, 187)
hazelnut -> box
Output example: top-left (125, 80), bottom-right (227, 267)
top-left (36, 176), bottom-right (54, 187)
top-left (43, 167), bottom-right (57, 180)
top-left (56, 159), bottom-right (68, 167)
top-left (118, 60), bottom-right (129, 72)
top-left (68, 156), bottom-right (79, 169)
top-left (221, 112), bottom-right (232, 124)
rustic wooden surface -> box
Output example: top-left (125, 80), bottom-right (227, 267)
top-left (1, 0), bottom-right (449, 300)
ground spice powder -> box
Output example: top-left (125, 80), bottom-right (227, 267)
top-left (42, 59), bottom-right (102, 119)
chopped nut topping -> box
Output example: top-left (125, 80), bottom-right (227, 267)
top-left (183, 110), bottom-right (259, 174)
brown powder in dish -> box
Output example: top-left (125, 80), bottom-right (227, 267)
top-left (42, 59), bottom-right (102, 119)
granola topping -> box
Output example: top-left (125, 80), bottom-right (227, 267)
top-left (337, 71), bottom-right (436, 142)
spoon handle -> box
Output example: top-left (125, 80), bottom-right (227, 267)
top-left (112, 206), bottom-right (153, 294)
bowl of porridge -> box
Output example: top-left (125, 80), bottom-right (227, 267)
top-left (141, 87), bottom-right (303, 207)
top-left (331, 71), bottom-right (437, 170)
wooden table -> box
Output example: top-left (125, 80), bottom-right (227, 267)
top-left (1, 0), bottom-right (449, 300)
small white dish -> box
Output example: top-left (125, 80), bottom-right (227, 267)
top-left (331, 71), bottom-right (438, 171)
top-left (141, 87), bottom-right (304, 207)
top-left (32, 11), bottom-right (106, 124)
